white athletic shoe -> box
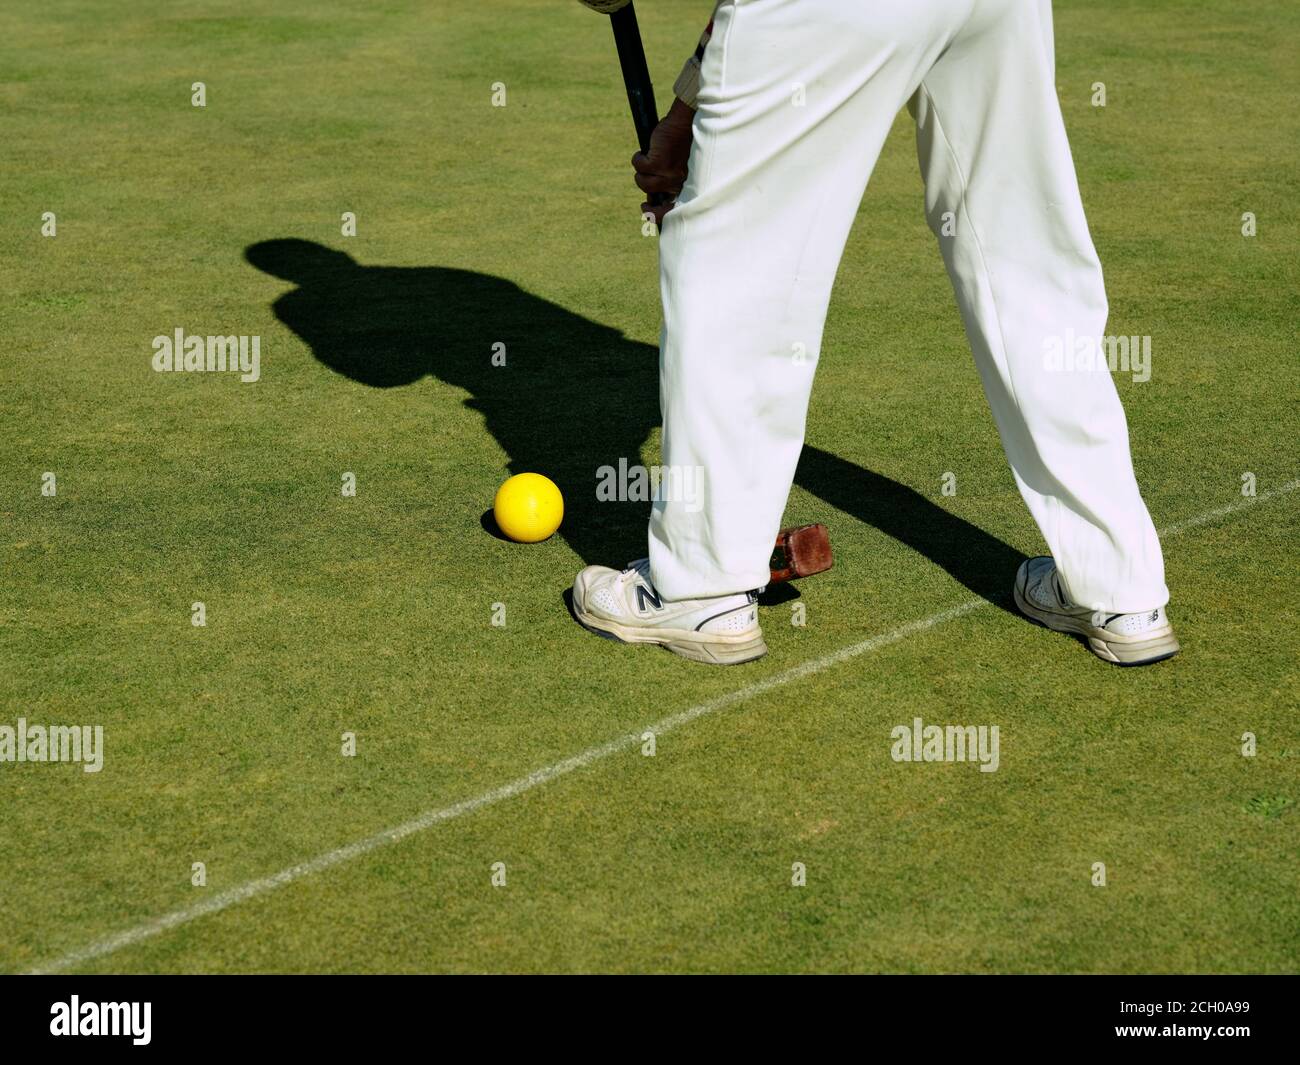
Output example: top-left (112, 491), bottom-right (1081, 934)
top-left (1013, 556), bottom-right (1179, 666)
top-left (572, 559), bottom-right (767, 665)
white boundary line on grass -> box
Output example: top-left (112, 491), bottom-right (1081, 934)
top-left (28, 479), bottom-right (1299, 973)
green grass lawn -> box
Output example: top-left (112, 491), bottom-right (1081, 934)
top-left (1, 0), bottom-right (1296, 973)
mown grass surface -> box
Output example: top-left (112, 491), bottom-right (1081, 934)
top-left (1, 0), bottom-right (1296, 972)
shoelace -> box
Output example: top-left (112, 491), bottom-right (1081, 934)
top-left (618, 559), bottom-right (653, 590)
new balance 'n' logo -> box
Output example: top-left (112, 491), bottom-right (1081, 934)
top-left (635, 584), bottom-right (663, 613)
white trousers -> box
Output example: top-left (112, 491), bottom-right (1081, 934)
top-left (649, 0), bottom-right (1168, 612)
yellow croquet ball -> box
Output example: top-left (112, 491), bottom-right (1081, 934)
top-left (493, 473), bottom-right (564, 543)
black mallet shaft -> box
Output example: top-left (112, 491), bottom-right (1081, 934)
top-left (609, 3), bottom-right (659, 155)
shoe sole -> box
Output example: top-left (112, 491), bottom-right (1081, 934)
top-left (572, 602), bottom-right (768, 666)
top-left (1013, 580), bottom-right (1179, 666)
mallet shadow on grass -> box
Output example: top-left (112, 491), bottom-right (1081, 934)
top-left (244, 239), bottom-right (1026, 614)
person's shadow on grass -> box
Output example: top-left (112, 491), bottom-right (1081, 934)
top-left (244, 239), bottom-right (1025, 611)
